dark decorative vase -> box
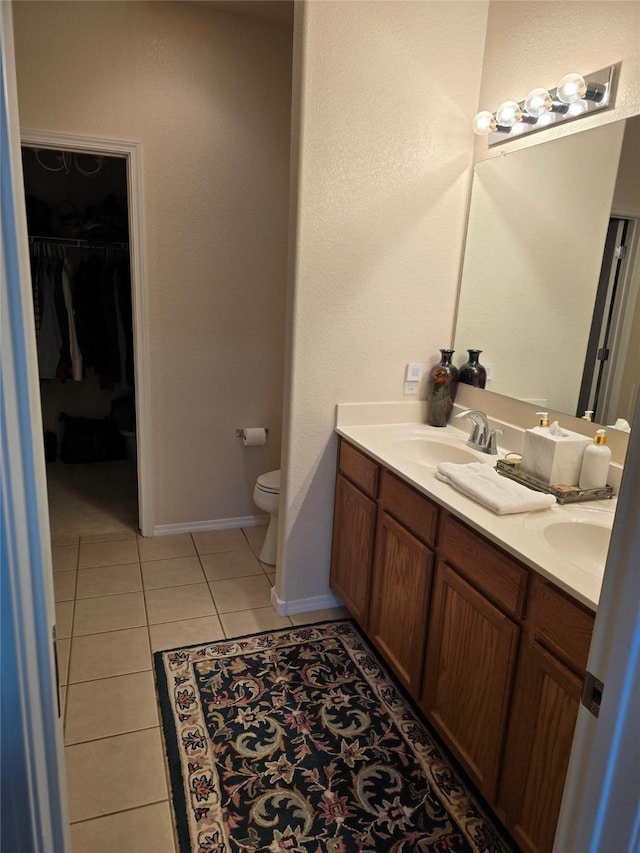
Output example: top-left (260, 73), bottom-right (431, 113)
top-left (459, 349), bottom-right (487, 389)
top-left (427, 349), bottom-right (459, 427)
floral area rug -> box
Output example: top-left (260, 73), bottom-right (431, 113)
top-left (154, 620), bottom-right (516, 853)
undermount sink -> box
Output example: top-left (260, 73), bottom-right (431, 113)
top-left (524, 507), bottom-right (613, 576)
top-left (391, 436), bottom-right (491, 468)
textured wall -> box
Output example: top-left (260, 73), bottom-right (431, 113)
top-left (13, 1), bottom-right (293, 529)
top-left (278, 0), bottom-right (489, 605)
top-left (475, 0), bottom-right (640, 162)
top-left (460, 0), bottom-right (640, 424)
top-left (279, 0), bottom-right (640, 609)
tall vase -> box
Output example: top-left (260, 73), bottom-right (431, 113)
top-left (459, 349), bottom-right (487, 389)
top-left (427, 349), bottom-right (459, 427)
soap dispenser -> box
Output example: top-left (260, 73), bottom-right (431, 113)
top-left (537, 412), bottom-right (549, 427)
top-left (579, 429), bottom-right (611, 490)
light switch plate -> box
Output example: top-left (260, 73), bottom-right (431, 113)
top-left (405, 363), bottom-right (423, 382)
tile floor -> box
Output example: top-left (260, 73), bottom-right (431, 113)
top-left (54, 524), bottom-right (347, 852)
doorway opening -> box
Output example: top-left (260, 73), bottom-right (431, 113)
top-left (577, 215), bottom-right (640, 428)
top-left (20, 131), bottom-right (152, 537)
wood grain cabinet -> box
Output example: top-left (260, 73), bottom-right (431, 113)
top-left (330, 441), bottom-right (595, 853)
top-left (497, 577), bottom-right (595, 853)
top-left (368, 470), bottom-right (437, 697)
top-left (330, 441), bottom-right (379, 629)
top-left (420, 513), bottom-right (526, 802)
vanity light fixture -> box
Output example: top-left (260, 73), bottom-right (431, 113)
top-left (473, 64), bottom-right (618, 146)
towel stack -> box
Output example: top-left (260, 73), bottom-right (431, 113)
top-left (436, 462), bottom-right (556, 515)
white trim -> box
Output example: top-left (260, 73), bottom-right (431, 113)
top-left (152, 515), bottom-right (268, 537)
top-left (1, 5), bottom-right (69, 848)
top-left (599, 216), bottom-right (640, 425)
top-left (270, 586), bottom-right (344, 616)
top-left (554, 396), bottom-right (640, 851)
top-left (19, 128), bottom-right (154, 536)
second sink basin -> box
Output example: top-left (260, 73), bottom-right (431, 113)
top-left (392, 436), bottom-right (492, 468)
top-left (524, 506), bottom-right (613, 576)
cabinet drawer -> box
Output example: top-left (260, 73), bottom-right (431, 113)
top-left (338, 440), bottom-right (379, 499)
top-left (528, 575), bottom-right (594, 674)
top-left (439, 513), bottom-right (528, 619)
top-left (379, 469), bottom-right (438, 547)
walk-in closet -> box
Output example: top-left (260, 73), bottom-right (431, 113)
top-left (23, 147), bottom-right (139, 537)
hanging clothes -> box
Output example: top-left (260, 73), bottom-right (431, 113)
top-left (62, 258), bottom-right (83, 381)
top-left (29, 239), bottom-right (132, 389)
top-left (73, 252), bottom-right (124, 389)
top-left (36, 259), bottom-right (62, 379)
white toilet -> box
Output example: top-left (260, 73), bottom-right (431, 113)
top-left (252, 469), bottom-right (280, 565)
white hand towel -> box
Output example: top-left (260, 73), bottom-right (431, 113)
top-left (436, 462), bottom-right (556, 515)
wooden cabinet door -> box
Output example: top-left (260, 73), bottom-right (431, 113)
top-left (368, 511), bottom-right (433, 697)
top-left (421, 561), bottom-right (520, 801)
top-left (330, 474), bottom-right (377, 629)
top-left (498, 640), bottom-right (584, 853)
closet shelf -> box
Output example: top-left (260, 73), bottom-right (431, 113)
top-left (29, 235), bottom-right (129, 250)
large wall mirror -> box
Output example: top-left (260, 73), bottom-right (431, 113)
top-left (454, 115), bottom-right (640, 431)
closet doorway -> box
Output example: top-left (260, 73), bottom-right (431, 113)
top-left (21, 130), bottom-right (152, 537)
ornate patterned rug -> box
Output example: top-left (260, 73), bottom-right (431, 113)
top-left (154, 620), bottom-right (516, 853)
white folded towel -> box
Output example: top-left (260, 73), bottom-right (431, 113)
top-left (436, 461), bottom-right (556, 515)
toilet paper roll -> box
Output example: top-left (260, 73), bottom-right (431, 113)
top-left (242, 427), bottom-right (267, 447)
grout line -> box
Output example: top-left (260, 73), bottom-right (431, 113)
top-left (67, 797), bottom-right (171, 826)
top-left (77, 561), bottom-right (140, 571)
top-left (64, 724), bottom-right (161, 750)
top-left (64, 722), bottom-right (160, 748)
top-left (65, 667), bottom-right (155, 688)
top-left (67, 664), bottom-right (152, 687)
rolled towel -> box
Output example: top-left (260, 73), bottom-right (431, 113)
top-left (436, 461), bottom-right (556, 515)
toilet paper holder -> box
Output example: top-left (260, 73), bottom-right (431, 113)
top-left (235, 428), bottom-right (269, 439)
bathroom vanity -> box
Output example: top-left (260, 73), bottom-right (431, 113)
top-left (329, 425), bottom-right (611, 853)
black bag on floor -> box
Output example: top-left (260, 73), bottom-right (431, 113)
top-left (44, 431), bottom-right (57, 463)
top-left (59, 413), bottom-right (126, 464)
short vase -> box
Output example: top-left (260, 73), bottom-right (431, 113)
top-left (459, 349), bottom-right (487, 389)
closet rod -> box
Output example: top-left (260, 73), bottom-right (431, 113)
top-left (28, 235), bottom-right (129, 250)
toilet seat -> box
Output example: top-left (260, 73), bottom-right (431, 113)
top-left (256, 470), bottom-right (280, 495)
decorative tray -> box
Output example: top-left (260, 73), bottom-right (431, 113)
top-left (495, 459), bottom-right (614, 504)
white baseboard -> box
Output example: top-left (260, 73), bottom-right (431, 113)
top-left (270, 586), bottom-right (344, 616)
top-left (151, 514), bottom-right (268, 537)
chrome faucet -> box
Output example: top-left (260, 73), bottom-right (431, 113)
top-left (455, 409), bottom-right (502, 455)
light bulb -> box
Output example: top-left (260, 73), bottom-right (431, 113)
top-left (472, 111), bottom-right (496, 135)
top-left (556, 73), bottom-right (587, 104)
top-left (524, 87), bottom-right (552, 117)
top-left (495, 100), bottom-right (522, 127)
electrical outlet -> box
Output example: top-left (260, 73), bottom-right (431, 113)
top-left (404, 381), bottom-right (418, 395)
top-left (485, 362), bottom-right (495, 381)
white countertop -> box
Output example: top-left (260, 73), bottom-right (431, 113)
top-left (336, 421), bottom-right (616, 611)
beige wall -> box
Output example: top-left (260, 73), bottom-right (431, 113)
top-left (465, 0), bottom-right (639, 430)
top-left (279, 0), bottom-right (640, 610)
top-left (13, 1), bottom-right (293, 529)
top-left (613, 116), bottom-right (640, 212)
top-left (476, 0), bottom-right (640, 162)
top-left (277, 0), bottom-right (489, 606)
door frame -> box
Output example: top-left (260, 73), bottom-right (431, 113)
top-left (2, 3), bottom-right (69, 848)
top-left (20, 128), bottom-right (154, 536)
top-left (603, 208), bottom-right (640, 425)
